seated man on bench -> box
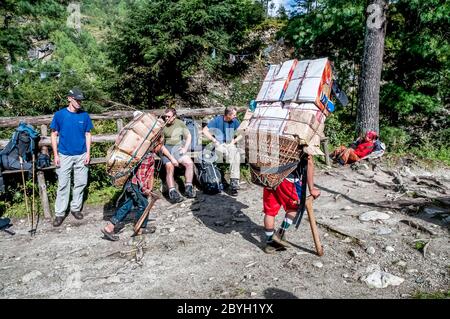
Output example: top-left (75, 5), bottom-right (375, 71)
top-left (160, 107), bottom-right (196, 202)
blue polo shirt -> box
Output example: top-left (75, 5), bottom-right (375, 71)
top-left (50, 108), bottom-right (94, 156)
top-left (207, 115), bottom-right (240, 144)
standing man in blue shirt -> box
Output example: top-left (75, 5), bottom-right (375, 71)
top-left (50, 88), bottom-right (94, 227)
top-left (202, 107), bottom-right (241, 196)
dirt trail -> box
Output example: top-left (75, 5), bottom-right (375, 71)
top-left (0, 164), bottom-right (449, 299)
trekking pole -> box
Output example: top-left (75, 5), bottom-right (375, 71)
top-left (30, 154), bottom-right (36, 236)
top-left (19, 157), bottom-right (30, 225)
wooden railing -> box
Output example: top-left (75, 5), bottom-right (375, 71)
top-left (0, 105), bottom-right (330, 220)
top-left (0, 107), bottom-right (245, 219)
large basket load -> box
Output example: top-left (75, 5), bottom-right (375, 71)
top-left (106, 112), bottom-right (164, 187)
top-left (241, 58), bottom-right (334, 188)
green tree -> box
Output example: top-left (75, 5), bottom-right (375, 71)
top-left (0, 0), bottom-right (113, 116)
top-left (107, 0), bottom-right (265, 108)
top-left (282, 0), bottom-right (449, 151)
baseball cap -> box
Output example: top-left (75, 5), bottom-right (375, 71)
top-left (68, 88), bottom-right (85, 100)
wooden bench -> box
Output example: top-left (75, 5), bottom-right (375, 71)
top-left (0, 106), bottom-right (331, 219)
top-left (0, 107), bottom-right (241, 219)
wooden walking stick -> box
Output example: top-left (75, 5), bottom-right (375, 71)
top-left (305, 195), bottom-right (324, 256)
top-left (19, 157), bottom-right (30, 225)
top-left (132, 191), bottom-right (160, 237)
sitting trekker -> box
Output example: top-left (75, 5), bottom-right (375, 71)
top-left (202, 107), bottom-right (241, 196)
top-left (160, 107), bottom-right (196, 202)
top-left (101, 140), bottom-right (165, 241)
top-left (330, 130), bottom-right (378, 165)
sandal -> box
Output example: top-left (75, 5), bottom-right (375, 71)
top-left (101, 228), bottom-right (119, 241)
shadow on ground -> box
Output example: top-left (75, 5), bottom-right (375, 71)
top-left (263, 287), bottom-right (298, 299)
top-left (191, 192), bottom-right (265, 251)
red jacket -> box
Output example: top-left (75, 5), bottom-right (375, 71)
top-left (353, 141), bottom-right (375, 158)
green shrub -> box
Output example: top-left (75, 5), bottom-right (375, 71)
top-left (380, 126), bottom-right (411, 153)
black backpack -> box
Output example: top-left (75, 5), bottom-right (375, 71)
top-left (0, 122), bottom-right (40, 171)
top-left (181, 116), bottom-right (200, 152)
top-left (0, 166), bottom-right (4, 193)
top-left (196, 151), bottom-right (223, 195)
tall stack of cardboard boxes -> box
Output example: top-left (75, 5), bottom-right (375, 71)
top-left (242, 58), bottom-right (334, 188)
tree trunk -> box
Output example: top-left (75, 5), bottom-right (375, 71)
top-left (356, 0), bottom-right (387, 136)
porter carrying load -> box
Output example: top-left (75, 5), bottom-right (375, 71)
top-left (242, 58), bottom-right (335, 188)
top-left (106, 112), bottom-right (165, 187)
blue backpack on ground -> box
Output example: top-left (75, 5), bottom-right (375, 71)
top-left (0, 122), bottom-right (40, 171)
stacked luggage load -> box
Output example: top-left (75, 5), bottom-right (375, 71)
top-left (242, 58), bottom-right (334, 188)
top-left (106, 112), bottom-right (164, 187)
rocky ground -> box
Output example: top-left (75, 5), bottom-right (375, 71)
top-left (0, 162), bottom-right (449, 299)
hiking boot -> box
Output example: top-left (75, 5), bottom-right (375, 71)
top-left (272, 230), bottom-right (292, 248)
top-left (184, 184), bottom-right (196, 198)
top-left (229, 179), bottom-right (239, 196)
top-left (53, 216), bottom-right (64, 227)
top-left (169, 189), bottom-right (184, 203)
top-left (230, 178), bottom-right (240, 190)
top-left (71, 210), bottom-right (84, 220)
top-left (263, 241), bottom-right (286, 254)
top-left (230, 187), bottom-right (238, 196)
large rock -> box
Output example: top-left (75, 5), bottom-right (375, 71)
top-left (362, 270), bottom-right (404, 289)
top-left (374, 227), bottom-right (392, 235)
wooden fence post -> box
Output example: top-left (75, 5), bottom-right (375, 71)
top-left (116, 118), bottom-right (123, 132)
top-left (37, 124), bottom-right (52, 220)
top-left (321, 137), bottom-right (331, 167)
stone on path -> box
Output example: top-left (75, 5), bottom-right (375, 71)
top-left (22, 270), bottom-right (43, 283)
top-left (313, 261), bottom-right (323, 268)
top-left (359, 211), bottom-right (391, 222)
top-left (361, 265), bottom-right (404, 288)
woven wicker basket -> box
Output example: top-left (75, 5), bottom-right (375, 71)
top-left (106, 112), bottom-right (164, 187)
top-left (244, 129), bottom-right (302, 188)
top-left (105, 146), bottom-right (140, 187)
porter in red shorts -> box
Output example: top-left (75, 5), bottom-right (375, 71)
top-left (263, 175), bottom-right (302, 217)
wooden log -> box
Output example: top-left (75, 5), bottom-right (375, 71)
top-left (37, 124), bottom-right (51, 219)
top-left (0, 134), bottom-right (117, 148)
top-left (37, 171), bottom-right (52, 220)
top-left (321, 138), bottom-right (330, 166)
top-left (116, 119), bottom-right (124, 132)
top-left (2, 157), bottom-right (108, 174)
top-left (0, 106), bottom-right (246, 128)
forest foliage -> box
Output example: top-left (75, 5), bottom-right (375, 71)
top-left (0, 0), bottom-right (449, 216)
